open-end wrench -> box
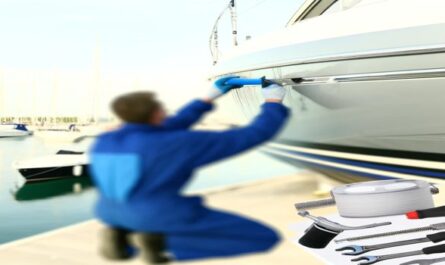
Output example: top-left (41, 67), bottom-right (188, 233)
top-left (337, 232), bottom-right (445, 255)
top-left (351, 244), bottom-right (445, 265)
top-left (400, 257), bottom-right (445, 265)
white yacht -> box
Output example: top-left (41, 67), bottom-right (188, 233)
top-left (12, 137), bottom-right (93, 182)
top-left (0, 124), bottom-right (33, 137)
top-left (211, 0), bottom-right (445, 183)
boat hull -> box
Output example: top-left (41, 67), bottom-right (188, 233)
top-left (216, 51), bottom-right (445, 182)
top-left (18, 165), bottom-right (90, 182)
top-left (13, 154), bottom-right (90, 182)
top-left (211, 3), bottom-right (445, 182)
top-left (0, 130), bottom-right (32, 138)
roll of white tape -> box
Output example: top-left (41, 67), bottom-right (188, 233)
top-left (332, 179), bottom-right (434, 218)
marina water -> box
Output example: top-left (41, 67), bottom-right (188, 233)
top-left (0, 136), bottom-right (298, 244)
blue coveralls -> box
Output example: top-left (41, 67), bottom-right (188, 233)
top-left (90, 100), bottom-right (289, 261)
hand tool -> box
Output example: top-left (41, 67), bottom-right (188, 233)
top-left (295, 179), bottom-right (437, 218)
top-left (336, 232), bottom-right (445, 255)
top-left (351, 244), bottom-right (445, 265)
top-left (400, 257), bottom-right (445, 265)
top-left (407, 206), bottom-right (445, 220)
top-left (296, 210), bottom-right (391, 249)
top-left (224, 76), bottom-right (276, 87)
top-left (335, 222), bottom-right (445, 243)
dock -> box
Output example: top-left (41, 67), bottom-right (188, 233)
top-left (0, 172), bottom-right (337, 265)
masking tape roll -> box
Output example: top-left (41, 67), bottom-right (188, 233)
top-left (332, 179), bottom-right (434, 218)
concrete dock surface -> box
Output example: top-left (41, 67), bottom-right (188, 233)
top-left (0, 171), bottom-right (338, 265)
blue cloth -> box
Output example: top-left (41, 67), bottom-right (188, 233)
top-left (90, 99), bottom-right (289, 260)
top-left (213, 76), bottom-right (242, 93)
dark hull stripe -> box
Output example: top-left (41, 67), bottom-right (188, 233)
top-left (276, 139), bottom-right (445, 162)
top-left (19, 165), bottom-right (90, 181)
top-left (276, 148), bottom-right (445, 179)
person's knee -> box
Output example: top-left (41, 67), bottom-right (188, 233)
top-left (260, 229), bottom-right (281, 251)
top-left (249, 225), bottom-right (281, 252)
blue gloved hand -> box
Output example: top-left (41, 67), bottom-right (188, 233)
top-left (207, 76), bottom-right (242, 100)
top-left (214, 76), bottom-right (243, 93)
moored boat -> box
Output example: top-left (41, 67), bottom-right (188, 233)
top-left (13, 152), bottom-right (89, 182)
top-left (210, 0), bottom-right (445, 183)
top-left (0, 124), bottom-right (32, 137)
top-left (12, 137), bottom-right (94, 182)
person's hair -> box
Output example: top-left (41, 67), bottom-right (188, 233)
top-left (111, 91), bottom-right (161, 123)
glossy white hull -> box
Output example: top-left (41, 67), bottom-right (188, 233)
top-left (211, 0), bottom-right (445, 182)
top-left (0, 130), bottom-right (32, 137)
top-left (0, 125), bottom-right (32, 137)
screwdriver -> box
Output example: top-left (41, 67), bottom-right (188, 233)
top-left (407, 206), bottom-right (445, 219)
top-left (335, 222), bottom-right (445, 243)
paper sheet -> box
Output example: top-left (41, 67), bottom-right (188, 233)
top-left (291, 215), bottom-right (445, 265)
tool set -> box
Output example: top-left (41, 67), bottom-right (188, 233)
top-left (293, 179), bottom-right (445, 264)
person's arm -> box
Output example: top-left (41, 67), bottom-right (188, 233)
top-left (187, 100), bottom-right (289, 167)
top-left (162, 76), bottom-right (242, 130)
top-left (162, 100), bottom-right (214, 130)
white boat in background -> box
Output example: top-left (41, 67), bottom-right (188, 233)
top-left (0, 124), bottom-right (33, 137)
top-left (12, 137), bottom-right (94, 182)
top-left (13, 153), bottom-right (89, 182)
top-left (210, 0), bottom-right (445, 183)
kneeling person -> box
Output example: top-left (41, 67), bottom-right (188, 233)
top-left (90, 76), bottom-right (289, 263)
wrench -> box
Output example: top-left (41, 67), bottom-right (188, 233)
top-left (337, 232), bottom-right (445, 255)
top-left (400, 257), bottom-right (445, 265)
top-left (351, 243), bottom-right (445, 265)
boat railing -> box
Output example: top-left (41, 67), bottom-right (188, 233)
top-left (209, 0), bottom-right (238, 65)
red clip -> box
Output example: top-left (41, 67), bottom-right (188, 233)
top-left (406, 211), bottom-right (420, 219)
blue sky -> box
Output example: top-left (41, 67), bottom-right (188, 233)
top-left (0, 0), bottom-right (303, 116)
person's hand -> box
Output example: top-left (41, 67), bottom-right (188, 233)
top-left (204, 76), bottom-right (242, 102)
top-left (262, 84), bottom-right (286, 103)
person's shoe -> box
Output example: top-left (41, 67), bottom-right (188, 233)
top-left (130, 233), bottom-right (170, 264)
top-left (99, 227), bottom-right (134, 260)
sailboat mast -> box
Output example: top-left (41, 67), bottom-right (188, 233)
top-left (91, 37), bottom-right (101, 123)
top-left (0, 68), bottom-right (3, 116)
top-left (229, 0), bottom-right (238, 46)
